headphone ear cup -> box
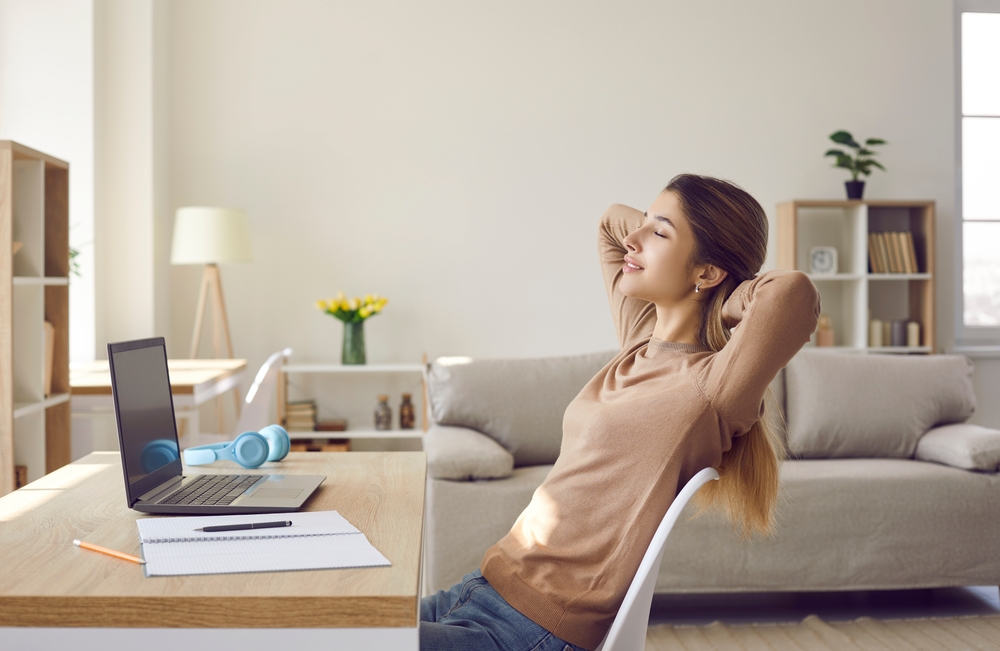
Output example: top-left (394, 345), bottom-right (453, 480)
top-left (231, 431), bottom-right (269, 469)
top-left (258, 424), bottom-right (290, 462)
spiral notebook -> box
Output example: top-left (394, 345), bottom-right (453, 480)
top-left (136, 510), bottom-right (391, 576)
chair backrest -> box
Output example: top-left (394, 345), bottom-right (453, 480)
top-left (232, 347), bottom-right (293, 436)
top-left (595, 467), bottom-right (721, 651)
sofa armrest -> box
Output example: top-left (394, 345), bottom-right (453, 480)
top-left (915, 422), bottom-right (1000, 472)
top-left (424, 426), bottom-right (515, 481)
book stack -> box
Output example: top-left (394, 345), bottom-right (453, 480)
top-left (867, 231), bottom-right (920, 274)
top-left (284, 399), bottom-right (317, 431)
top-left (315, 418), bottom-right (348, 432)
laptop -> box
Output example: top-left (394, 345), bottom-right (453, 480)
top-left (108, 337), bottom-right (325, 515)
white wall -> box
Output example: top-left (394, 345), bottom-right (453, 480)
top-left (164, 0), bottom-right (994, 430)
top-left (5, 0), bottom-right (997, 436)
top-left (0, 0), bottom-right (95, 363)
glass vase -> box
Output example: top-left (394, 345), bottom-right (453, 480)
top-left (341, 320), bottom-right (366, 365)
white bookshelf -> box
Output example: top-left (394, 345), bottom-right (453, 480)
top-left (1, 141), bottom-right (72, 495)
top-left (776, 200), bottom-right (935, 354)
top-left (278, 360), bottom-right (427, 443)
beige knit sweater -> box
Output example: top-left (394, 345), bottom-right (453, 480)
top-left (480, 203), bottom-right (821, 650)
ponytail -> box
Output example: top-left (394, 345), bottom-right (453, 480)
top-left (691, 276), bottom-right (785, 541)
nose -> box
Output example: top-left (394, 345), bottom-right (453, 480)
top-left (624, 228), bottom-right (639, 252)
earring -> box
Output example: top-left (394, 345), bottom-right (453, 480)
top-left (695, 283), bottom-right (701, 293)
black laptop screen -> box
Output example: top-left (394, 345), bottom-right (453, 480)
top-left (109, 340), bottom-right (182, 498)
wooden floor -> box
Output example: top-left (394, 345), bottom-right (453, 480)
top-left (649, 586), bottom-right (1000, 626)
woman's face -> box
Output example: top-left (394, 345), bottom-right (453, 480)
top-left (620, 190), bottom-right (700, 304)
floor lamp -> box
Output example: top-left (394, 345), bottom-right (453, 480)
top-left (171, 206), bottom-right (253, 432)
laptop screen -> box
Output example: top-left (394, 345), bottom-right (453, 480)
top-left (108, 338), bottom-right (182, 503)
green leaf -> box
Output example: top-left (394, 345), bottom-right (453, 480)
top-left (857, 148), bottom-right (875, 156)
top-left (867, 159), bottom-right (886, 171)
top-left (865, 138), bottom-right (887, 146)
top-left (830, 130), bottom-right (859, 148)
top-left (824, 148), bottom-right (847, 158)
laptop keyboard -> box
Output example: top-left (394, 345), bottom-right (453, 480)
top-left (157, 474), bottom-right (261, 506)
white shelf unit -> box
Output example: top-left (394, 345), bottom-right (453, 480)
top-left (277, 361), bottom-right (427, 442)
top-left (776, 200), bottom-right (935, 355)
top-left (1, 141), bottom-right (71, 495)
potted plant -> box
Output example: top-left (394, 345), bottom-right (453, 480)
top-left (824, 130), bottom-right (887, 199)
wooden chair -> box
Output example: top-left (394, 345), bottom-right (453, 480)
top-left (595, 467), bottom-right (721, 651)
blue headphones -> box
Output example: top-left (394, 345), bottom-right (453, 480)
top-left (182, 424), bottom-right (291, 469)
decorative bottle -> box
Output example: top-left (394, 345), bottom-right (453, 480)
top-left (374, 395), bottom-right (392, 431)
top-left (816, 314), bottom-right (834, 347)
top-left (399, 393), bottom-right (415, 430)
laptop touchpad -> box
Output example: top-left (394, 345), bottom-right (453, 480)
top-left (252, 488), bottom-right (303, 500)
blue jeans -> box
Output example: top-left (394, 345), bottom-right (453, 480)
top-left (420, 570), bottom-right (589, 651)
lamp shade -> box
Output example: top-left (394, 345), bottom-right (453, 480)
top-left (171, 207), bottom-right (253, 264)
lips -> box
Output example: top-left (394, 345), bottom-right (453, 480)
top-left (623, 256), bottom-right (644, 273)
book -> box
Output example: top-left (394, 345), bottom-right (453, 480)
top-left (905, 232), bottom-right (920, 273)
top-left (315, 419), bottom-right (348, 431)
top-left (867, 234), bottom-right (879, 273)
top-left (888, 232), bottom-right (902, 273)
top-left (135, 510), bottom-right (390, 576)
top-left (876, 232), bottom-right (891, 274)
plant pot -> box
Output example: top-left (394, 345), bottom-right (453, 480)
top-left (341, 320), bottom-right (366, 365)
top-left (845, 180), bottom-right (865, 200)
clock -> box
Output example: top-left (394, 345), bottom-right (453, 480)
top-left (809, 246), bottom-right (838, 275)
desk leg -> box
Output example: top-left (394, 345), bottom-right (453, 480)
top-left (1, 627), bottom-right (418, 650)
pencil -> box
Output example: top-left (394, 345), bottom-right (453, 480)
top-left (73, 539), bottom-right (146, 565)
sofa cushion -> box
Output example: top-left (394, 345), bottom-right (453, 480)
top-left (426, 350), bottom-right (617, 466)
top-left (784, 350), bottom-right (976, 459)
top-left (659, 458), bottom-right (1000, 592)
top-left (915, 423), bottom-right (1000, 472)
top-left (424, 426), bottom-right (515, 480)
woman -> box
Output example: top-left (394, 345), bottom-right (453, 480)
top-left (420, 174), bottom-right (821, 651)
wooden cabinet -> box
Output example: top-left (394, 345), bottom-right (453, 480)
top-left (1, 141), bottom-right (71, 495)
top-left (776, 200), bottom-right (935, 354)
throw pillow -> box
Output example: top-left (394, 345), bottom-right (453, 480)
top-left (426, 350), bottom-right (617, 466)
top-left (784, 350), bottom-right (976, 459)
top-left (915, 423), bottom-right (1000, 471)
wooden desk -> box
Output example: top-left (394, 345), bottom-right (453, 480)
top-left (0, 450), bottom-right (426, 649)
top-left (70, 359), bottom-right (247, 438)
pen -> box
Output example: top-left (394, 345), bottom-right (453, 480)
top-left (196, 520), bottom-right (292, 533)
top-left (73, 539), bottom-right (146, 565)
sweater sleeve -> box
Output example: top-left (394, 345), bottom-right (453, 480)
top-left (599, 204), bottom-right (657, 349)
top-left (700, 269), bottom-right (821, 432)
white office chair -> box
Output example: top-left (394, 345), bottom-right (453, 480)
top-left (182, 348), bottom-right (293, 449)
top-left (231, 347), bottom-right (293, 435)
top-left (595, 467), bottom-right (721, 651)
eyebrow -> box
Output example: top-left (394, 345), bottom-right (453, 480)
top-left (643, 212), bottom-right (676, 230)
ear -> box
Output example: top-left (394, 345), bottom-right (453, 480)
top-left (696, 264), bottom-right (728, 290)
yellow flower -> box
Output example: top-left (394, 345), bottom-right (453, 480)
top-left (359, 306), bottom-right (372, 319)
top-left (364, 294), bottom-right (374, 305)
top-left (348, 298), bottom-right (359, 311)
top-left (335, 291), bottom-right (346, 301)
top-left (316, 299), bottom-right (327, 311)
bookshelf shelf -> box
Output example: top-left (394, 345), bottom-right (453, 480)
top-left (278, 358), bottom-right (428, 444)
top-left (1, 141), bottom-right (72, 495)
top-left (777, 200), bottom-right (935, 354)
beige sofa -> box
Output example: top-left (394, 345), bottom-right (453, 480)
top-left (422, 348), bottom-right (1000, 597)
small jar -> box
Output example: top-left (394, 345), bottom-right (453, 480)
top-left (399, 393), bottom-right (415, 430)
top-left (374, 395), bottom-right (392, 431)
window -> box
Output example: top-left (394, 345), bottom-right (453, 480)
top-left (958, 2), bottom-right (1000, 343)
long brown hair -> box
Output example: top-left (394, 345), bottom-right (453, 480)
top-left (666, 173), bottom-right (785, 540)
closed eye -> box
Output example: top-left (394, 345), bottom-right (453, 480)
top-left (654, 232), bottom-right (667, 238)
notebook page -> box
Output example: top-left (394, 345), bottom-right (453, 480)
top-left (137, 510), bottom-right (358, 543)
top-left (141, 533), bottom-right (391, 577)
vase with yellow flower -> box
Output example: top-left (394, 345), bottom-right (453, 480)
top-left (316, 293), bottom-right (388, 365)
